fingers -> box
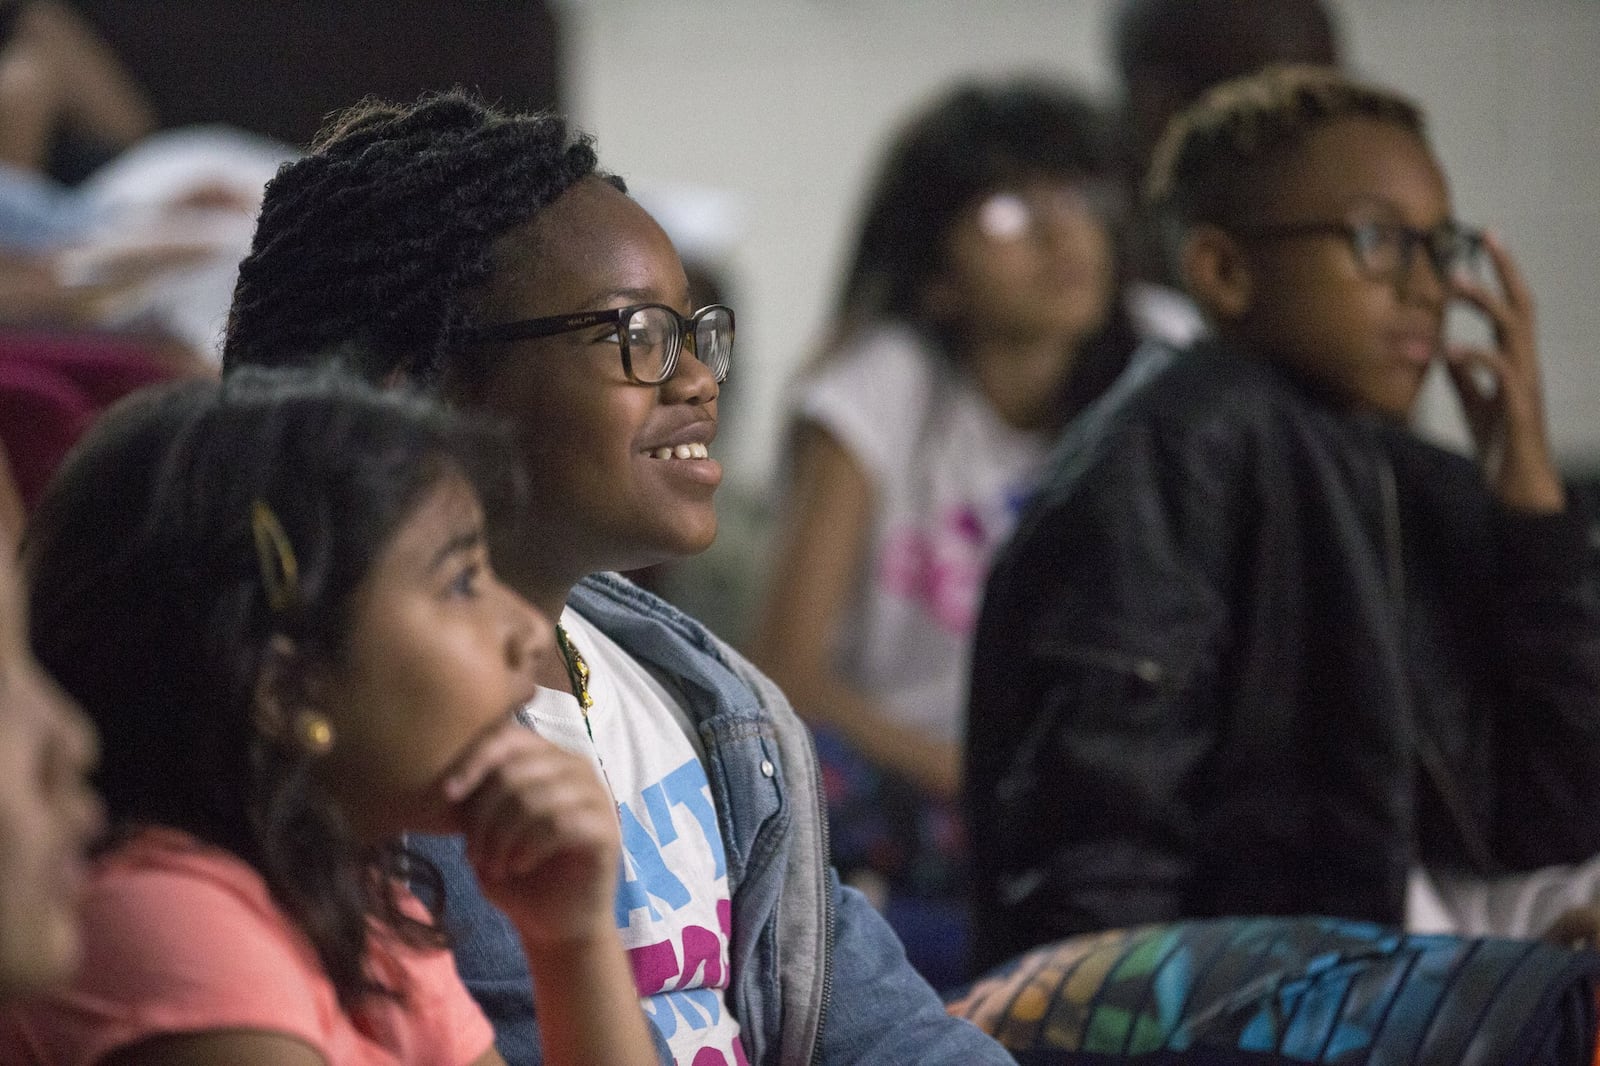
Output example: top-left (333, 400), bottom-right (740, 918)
top-left (1542, 906), bottom-right (1600, 951)
top-left (1450, 232), bottom-right (1536, 364)
top-left (440, 710), bottom-right (537, 802)
top-left (441, 718), bottom-right (619, 887)
top-left (1443, 345), bottom-right (1502, 457)
top-left (1447, 232), bottom-right (1549, 431)
top-left (1443, 343), bottom-right (1507, 414)
top-left (464, 753), bottom-right (616, 884)
top-left (1481, 230), bottom-right (1534, 320)
top-left (1444, 343), bottom-right (1507, 388)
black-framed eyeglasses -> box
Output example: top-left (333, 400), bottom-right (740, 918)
top-left (462, 302), bottom-right (734, 386)
top-left (1237, 217), bottom-right (1485, 285)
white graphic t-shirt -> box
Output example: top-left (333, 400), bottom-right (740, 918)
top-left (797, 324), bottom-right (1053, 744)
top-left (518, 608), bottom-right (746, 1066)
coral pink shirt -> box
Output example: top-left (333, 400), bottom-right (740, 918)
top-left (0, 828), bottom-right (494, 1065)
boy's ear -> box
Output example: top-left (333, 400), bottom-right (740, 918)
top-left (1181, 224), bottom-right (1254, 324)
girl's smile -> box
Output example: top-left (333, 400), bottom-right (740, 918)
top-left (463, 178), bottom-right (724, 592)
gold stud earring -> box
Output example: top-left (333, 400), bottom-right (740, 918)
top-left (292, 711), bottom-right (335, 756)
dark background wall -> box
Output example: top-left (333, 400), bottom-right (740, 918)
top-left (70, 0), bottom-right (562, 149)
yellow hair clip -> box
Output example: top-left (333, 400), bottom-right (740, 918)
top-left (250, 500), bottom-right (300, 612)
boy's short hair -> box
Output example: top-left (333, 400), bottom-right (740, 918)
top-left (1144, 65), bottom-right (1426, 241)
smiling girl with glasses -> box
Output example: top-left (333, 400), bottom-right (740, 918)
top-left (220, 91), bottom-right (1013, 1065)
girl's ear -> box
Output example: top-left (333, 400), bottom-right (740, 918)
top-left (1181, 224), bottom-right (1254, 324)
top-left (253, 634), bottom-right (302, 740)
top-left (254, 636), bottom-right (338, 757)
top-left (253, 634), bottom-right (330, 747)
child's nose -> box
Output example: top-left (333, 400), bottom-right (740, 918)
top-left (504, 589), bottom-right (555, 677)
top-left (660, 341), bottom-right (720, 406)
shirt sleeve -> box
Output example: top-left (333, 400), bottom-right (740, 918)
top-left (795, 326), bottom-right (934, 489)
top-left (384, 892), bottom-right (498, 1066)
top-left (1490, 502), bottom-right (1600, 866)
top-left (818, 874), bottom-right (1015, 1064)
top-left (8, 856), bottom-right (335, 1066)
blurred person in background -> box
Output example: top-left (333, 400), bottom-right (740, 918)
top-left (1111, 0), bottom-right (1341, 346)
top-left (751, 77), bottom-right (1138, 991)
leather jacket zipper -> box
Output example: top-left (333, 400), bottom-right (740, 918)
top-left (1028, 639), bottom-right (1168, 688)
top-left (1379, 455), bottom-right (1497, 872)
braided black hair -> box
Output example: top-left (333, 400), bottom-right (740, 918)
top-left (223, 90), bottom-right (621, 390)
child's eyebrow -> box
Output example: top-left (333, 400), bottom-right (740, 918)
top-left (1342, 195), bottom-right (1406, 216)
top-left (572, 286), bottom-right (654, 306)
top-left (428, 528), bottom-right (484, 573)
top-left (577, 286), bottom-right (691, 308)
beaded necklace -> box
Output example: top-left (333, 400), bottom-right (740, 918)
top-left (553, 622), bottom-right (612, 792)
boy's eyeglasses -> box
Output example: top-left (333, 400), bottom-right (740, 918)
top-left (462, 303), bottom-right (734, 386)
top-left (1238, 218), bottom-right (1485, 285)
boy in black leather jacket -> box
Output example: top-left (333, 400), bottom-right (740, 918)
top-left (965, 64), bottom-right (1600, 973)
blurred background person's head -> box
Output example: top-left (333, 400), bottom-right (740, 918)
top-left (1112, 0), bottom-right (1342, 193)
top-left (835, 76), bottom-right (1133, 424)
top-left (1112, 0), bottom-right (1342, 308)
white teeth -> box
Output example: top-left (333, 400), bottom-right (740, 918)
top-left (645, 443), bottom-right (710, 460)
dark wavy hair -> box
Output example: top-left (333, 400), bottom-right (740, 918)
top-left (832, 76), bottom-right (1138, 418)
top-left (222, 90), bottom-right (622, 392)
top-left (24, 364), bottom-right (522, 1012)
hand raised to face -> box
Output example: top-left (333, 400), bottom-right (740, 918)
top-left (441, 717), bottom-right (620, 946)
top-left (1444, 232), bottom-right (1566, 514)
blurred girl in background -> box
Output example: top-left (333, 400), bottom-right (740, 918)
top-left (752, 76), bottom-right (1137, 988)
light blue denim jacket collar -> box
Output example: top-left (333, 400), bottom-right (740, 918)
top-left (568, 573), bottom-right (830, 1064)
top-left (414, 573), bottom-right (1013, 1064)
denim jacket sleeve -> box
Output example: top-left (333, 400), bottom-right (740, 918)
top-left (819, 873), bottom-right (1016, 1064)
top-left (705, 620), bottom-right (1012, 1064)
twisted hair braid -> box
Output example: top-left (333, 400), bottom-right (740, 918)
top-left (223, 90), bottom-right (620, 389)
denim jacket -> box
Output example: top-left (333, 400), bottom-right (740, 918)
top-left (412, 573), bottom-right (1012, 1065)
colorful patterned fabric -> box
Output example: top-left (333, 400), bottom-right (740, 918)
top-left (813, 726), bottom-right (967, 899)
top-left (813, 725), bottom-right (970, 990)
top-left (948, 916), bottom-right (1600, 1065)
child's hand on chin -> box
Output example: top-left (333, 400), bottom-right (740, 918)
top-left (1444, 232), bottom-right (1565, 514)
top-left (441, 719), bottom-right (621, 946)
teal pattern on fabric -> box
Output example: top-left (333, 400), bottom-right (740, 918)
top-left (948, 916), bottom-right (1600, 1064)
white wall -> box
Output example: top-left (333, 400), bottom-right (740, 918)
top-left (561, 0), bottom-right (1600, 487)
